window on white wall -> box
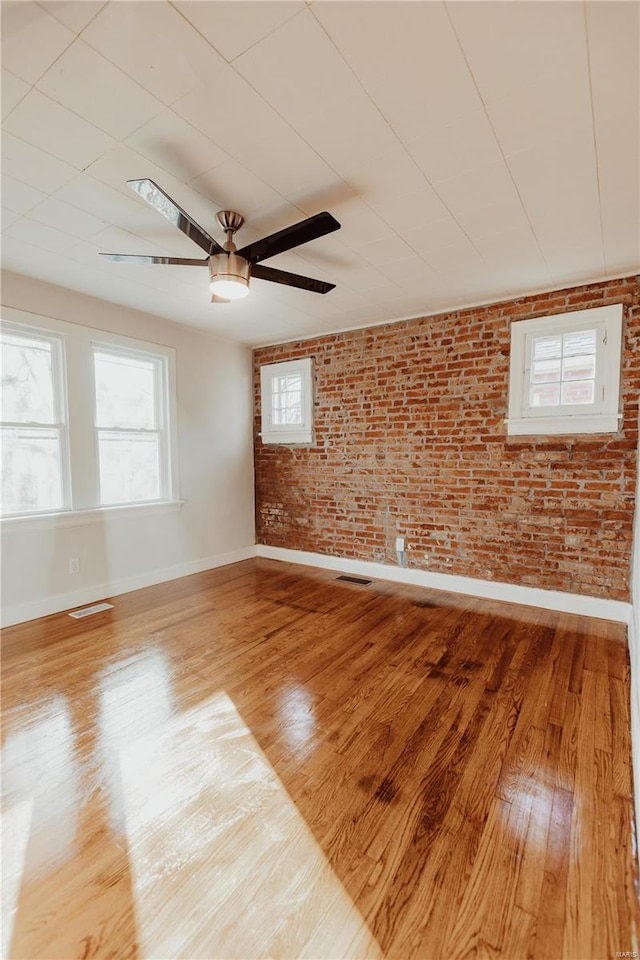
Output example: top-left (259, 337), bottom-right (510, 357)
top-left (93, 347), bottom-right (168, 505)
top-left (506, 304), bottom-right (623, 436)
top-left (0, 312), bottom-right (178, 521)
top-left (0, 324), bottom-right (68, 515)
top-left (260, 358), bottom-right (313, 444)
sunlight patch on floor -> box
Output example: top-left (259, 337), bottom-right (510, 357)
top-left (1, 798), bottom-right (33, 960)
top-left (118, 690), bottom-right (382, 959)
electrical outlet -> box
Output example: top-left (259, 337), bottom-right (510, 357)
top-left (395, 537), bottom-right (405, 552)
top-left (69, 558), bottom-right (80, 575)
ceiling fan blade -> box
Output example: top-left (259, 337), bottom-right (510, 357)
top-left (252, 263), bottom-right (335, 294)
top-left (236, 212), bottom-right (340, 264)
top-left (127, 179), bottom-right (223, 256)
top-left (99, 253), bottom-right (208, 265)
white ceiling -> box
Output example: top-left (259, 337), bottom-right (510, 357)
top-left (1, 1), bottom-right (638, 346)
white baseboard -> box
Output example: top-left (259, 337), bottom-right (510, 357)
top-left (1, 546), bottom-right (257, 627)
top-left (256, 544), bottom-right (632, 624)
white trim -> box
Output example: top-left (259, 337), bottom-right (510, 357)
top-left (0, 545), bottom-right (257, 627)
top-left (505, 413), bottom-right (622, 435)
top-left (0, 499), bottom-right (185, 534)
top-left (507, 304), bottom-right (623, 437)
top-left (255, 544), bottom-right (632, 624)
top-left (259, 357), bottom-right (313, 445)
top-left (1, 307), bottom-right (180, 513)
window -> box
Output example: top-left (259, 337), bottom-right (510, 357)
top-left (1, 324), bottom-right (68, 515)
top-left (506, 304), bottom-right (623, 436)
top-left (93, 347), bottom-right (168, 505)
top-left (1, 311), bottom-right (178, 520)
top-left (260, 358), bottom-right (313, 444)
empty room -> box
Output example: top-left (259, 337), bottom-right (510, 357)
top-left (1, 1), bottom-right (639, 958)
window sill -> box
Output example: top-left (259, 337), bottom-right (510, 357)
top-left (260, 431), bottom-right (314, 445)
top-left (1, 500), bottom-right (185, 534)
top-left (505, 413), bottom-right (622, 436)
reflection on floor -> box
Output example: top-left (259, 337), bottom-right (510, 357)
top-left (2, 558), bottom-right (638, 959)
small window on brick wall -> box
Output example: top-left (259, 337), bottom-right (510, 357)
top-left (260, 357), bottom-right (313, 444)
top-left (506, 303), bottom-right (623, 436)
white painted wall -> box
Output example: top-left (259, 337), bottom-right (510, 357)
top-left (1, 271), bottom-right (255, 625)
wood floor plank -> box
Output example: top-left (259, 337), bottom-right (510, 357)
top-left (1, 558), bottom-right (637, 960)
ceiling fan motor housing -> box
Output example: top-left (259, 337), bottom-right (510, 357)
top-left (208, 252), bottom-right (251, 286)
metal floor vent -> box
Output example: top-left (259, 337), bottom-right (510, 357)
top-left (336, 575), bottom-right (373, 585)
top-left (69, 602), bottom-right (114, 619)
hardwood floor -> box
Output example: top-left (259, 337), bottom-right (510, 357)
top-left (1, 558), bottom-right (638, 959)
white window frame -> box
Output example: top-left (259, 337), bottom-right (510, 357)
top-left (260, 357), bottom-right (314, 445)
top-left (506, 303), bottom-right (623, 436)
top-left (0, 320), bottom-right (71, 515)
top-left (1, 308), bottom-right (180, 526)
top-left (92, 341), bottom-right (171, 506)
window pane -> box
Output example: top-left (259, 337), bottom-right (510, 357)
top-left (530, 382), bottom-right (560, 407)
top-left (273, 401), bottom-right (302, 425)
top-left (98, 431), bottom-right (160, 504)
top-left (562, 354), bottom-right (596, 381)
top-left (561, 380), bottom-right (595, 405)
top-left (1, 334), bottom-right (55, 423)
top-left (531, 359), bottom-right (561, 383)
top-left (0, 426), bottom-right (63, 514)
top-left (533, 336), bottom-right (561, 361)
top-left (94, 351), bottom-right (157, 429)
top-left (563, 329), bottom-right (596, 356)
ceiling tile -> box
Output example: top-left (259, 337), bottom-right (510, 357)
top-left (432, 159), bottom-right (520, 218)
top-left (234, 11), bottom-right (398, 175)
top-left (587, 0), bottom-right (640, 276)
top-left (341, 147), bottom-right (429, 205)
top-left (453, 196), bottom-right (530, 243)
top-left (54, 174), bottom-right (158, 234)
top-left (82, 1), bottom-right (225, 105)
top-left (2, 208), bottom-right (22, 232)
top-left (29, 196), bottom-right (106, 238)
top-left (173, 1), bottom-right (306, 63)
top-left (126, 111), bottom-right (230, 183)
top-left (2, 132), bottom-right (78, 194)
top-left (312, 1), bottom-right (482, 139)
top-left (448, 1), bottom-right (587, 104)
top-left (484, 78), bottom-right (592, 159)
top-left (407, 110), bottom-right (503, 184)
top-left (174, 80), bottom-right (339, 204)
top-left (37, 1), bottom-right (106, 34)
top-left (423, 239), bottom-right (484, 275)
top-left (506, 128), bottom-right (604, 280)
top-left (3, 89), bottom-right (115, 169)
top-left (1, 1), bottom-right (74, 84)
top-left (403, 217), bottom-right (470, 256)
top-left (4, 214), bottom-right (86, 257)
top-left (368, 189), bottom-right (449, 236)
top-left (1, 69), bottom-right (30, 120)
top-left (354, 234), bottom-right (417, 268)
top-left (2, 174), bottom-right (47, 215)
top-left (189, 160), bottom-right (281, 219)
top-left (37, 40), bottom-right (164, 140)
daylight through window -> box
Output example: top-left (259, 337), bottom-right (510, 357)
top-left (0, 327), bottom-right (66, 515)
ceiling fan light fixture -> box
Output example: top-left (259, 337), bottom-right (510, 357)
top-left (209, 252), bottom-right (250, 300)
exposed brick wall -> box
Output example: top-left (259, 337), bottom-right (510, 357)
top-left (253, 276), bottom-right (639, 601)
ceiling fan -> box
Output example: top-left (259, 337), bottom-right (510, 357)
top-left (99, 179), bottom-right (341, 302)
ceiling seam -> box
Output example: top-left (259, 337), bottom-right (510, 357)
top-left (306, 2), bottom-right (494, 268)
top-left (443, 1), bottom-right (554, 284)
top-left (582, 1), bottom-right (608, 277)
top-left (168, 0), bottom-right (443, 283)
